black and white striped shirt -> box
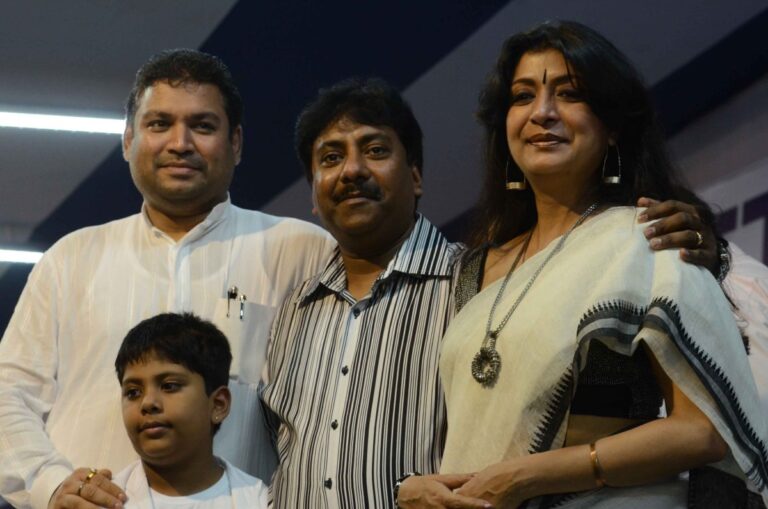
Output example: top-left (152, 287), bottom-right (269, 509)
top-left (262, 215), bottom-right (460, 508)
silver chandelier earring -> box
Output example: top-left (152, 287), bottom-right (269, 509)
top-left (505, 159), bottom-right (527, 190)
top-left (602, 144), bottom-right (622, 185)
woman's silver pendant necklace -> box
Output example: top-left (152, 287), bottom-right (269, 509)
top-left (471, 331), bottom-right (503, 387)
top-left (471, 202), bottom-right (599, 387)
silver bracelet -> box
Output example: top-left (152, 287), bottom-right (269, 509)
top-left (716, 239), bottom-right (731, 284)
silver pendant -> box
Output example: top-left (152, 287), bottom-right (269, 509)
top-left (471, 346), bottom-right (501, 387)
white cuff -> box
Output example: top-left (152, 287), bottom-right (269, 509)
top-left (29, 465), bottom-right (71, 509)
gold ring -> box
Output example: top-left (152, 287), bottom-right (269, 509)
top-left (85, 468), bottom-right (97, 482)
top-left (76, 482), bottom-right (85, 497)
top-left (694, 231), bottom-right (704, 247)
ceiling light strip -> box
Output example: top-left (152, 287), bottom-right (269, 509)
top-left (0, 112), bottom-right (124, 134)
top-left (0, 249), bottom-right (43, 264)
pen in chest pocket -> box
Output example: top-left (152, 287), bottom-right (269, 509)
top-left (226, 286), bottom-right (247, 320)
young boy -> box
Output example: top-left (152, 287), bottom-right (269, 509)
top-left (113, 312), bottom-right (268, 508)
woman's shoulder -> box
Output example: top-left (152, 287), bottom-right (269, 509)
top-left (586, 206), bottom-right (655, 249)
top-left (591, 205), bottom-right (641, 230)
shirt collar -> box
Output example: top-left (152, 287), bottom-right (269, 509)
top-left (299, 214), bottom-right (455, 303)
top-left (140, 194), bottom-right (231, 243)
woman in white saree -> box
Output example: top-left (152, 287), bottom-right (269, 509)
top-left (398, 21), bottom-right (767, 509)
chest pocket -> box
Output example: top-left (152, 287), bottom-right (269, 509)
top-left (211, 297), bottom-right (275, 383)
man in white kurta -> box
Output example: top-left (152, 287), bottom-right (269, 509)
top-left (0, 49), bottom-right (334, 509)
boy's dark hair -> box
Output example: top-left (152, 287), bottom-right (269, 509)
top-left (294, 77), bottom-right (423, 181)
top-left (115, 313), bottom-right (232, 433)
top-left (125, 48), bottom-right (243, 137)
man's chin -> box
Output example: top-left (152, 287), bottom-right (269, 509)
top-left (149, 185), bottom-right (219, 206)
top-left (323, 213), bottom-right (382, 237)
top-left (158, 180), bottom-right (207, 197)
top-left (137, 445), bottom-right (177, 466)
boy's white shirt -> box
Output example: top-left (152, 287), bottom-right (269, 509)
top-left (112, 457), bottom-right (268, 508)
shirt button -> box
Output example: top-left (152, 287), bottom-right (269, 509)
top-left (341, 366), bottom-right (349, 375)
top-left (353, 308), bottom-right (360, 318)
top-left (331, 420), bottom-right (338, 430)
top-left (324, 478), bottom-right (332, 489)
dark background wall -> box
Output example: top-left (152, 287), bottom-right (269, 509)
top-left (1, 1), bottom-right (767, 334)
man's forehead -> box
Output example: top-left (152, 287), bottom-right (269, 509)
top-left (314, 117), bottom-right (396, 149)
top-left (135, 80), bottom-right (226, 115)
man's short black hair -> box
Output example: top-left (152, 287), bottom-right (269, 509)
top-left (294, 77), bottom-right (423, 181)
top-left (115, 312), bottom-right (231, 396)
top-left (125, 48), bottom-right (243, 136)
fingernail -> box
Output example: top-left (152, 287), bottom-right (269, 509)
top-left (643, 226), bottom-right (655, 238)
top-left (637, 213), bottom-right (647, 223)
top-left (681, 248), bottom-right (689, 258)
top-left (650, 238), bottom-right (662, 248)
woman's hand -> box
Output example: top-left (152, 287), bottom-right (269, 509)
top-left (455, 461), bottom-right (530, 509)
top-left (637, 197), bottom-right (719, 273)
top-left (397, 473), bottom-right (493, 509)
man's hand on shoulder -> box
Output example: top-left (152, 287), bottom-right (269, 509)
top-left (48, 468), bottom-right (126, 509)
top-left (637, 197), bottom-right (719, 274)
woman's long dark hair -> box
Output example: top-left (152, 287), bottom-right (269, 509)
top-left (468, 20), bottom-right (714, 249)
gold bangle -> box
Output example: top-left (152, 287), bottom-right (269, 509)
top-left (589, 442), bottom-right (607, 488)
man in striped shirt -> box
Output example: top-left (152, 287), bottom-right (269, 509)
top-left (261, 78), bottom-right (465, 508)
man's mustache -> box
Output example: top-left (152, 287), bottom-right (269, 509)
top-left (333, 183), bottom-right (382, 202)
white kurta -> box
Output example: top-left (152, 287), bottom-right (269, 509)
top-left (0, 199), bottom-right (335, 508)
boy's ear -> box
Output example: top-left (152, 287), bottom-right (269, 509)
top-left (210, 386), bottom-right (231, 425)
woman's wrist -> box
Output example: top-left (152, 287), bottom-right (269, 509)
top-left (496, 456), bottom-right (541, 501)
top-left (511, 445), bottom-right (607, 498)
